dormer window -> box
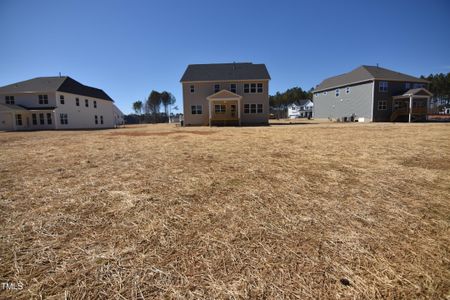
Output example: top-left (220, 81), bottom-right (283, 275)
top-left (214, 84), bottom-right (220, 93)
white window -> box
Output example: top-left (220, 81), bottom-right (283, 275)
top-left (250, 83), bottom-right (256, 93)
top-left (323, 91), bottom-right (327, 95)
top-left (191, 105), bottom-right (202, 115)
top-left (46, 113), bottom-right (52, 125)
top-left (346, 87), bottom-right (350, 94)
top-left (379, 81), bottom-right (388, 92)
top-left (214, 104), bottom-right (226, 113)
top-left (38, 94), bottom-right (48, 104)
top-left (257, 83), bottom-right (263, 93)
top-left (32, 114), bottom-right (37, 125)
top-left (230, 83), bottom-right (237, 93)
top-left (60, 95), bottom-right (65, 104)
top-left (314, 93), bottom-right (319, 97)
top-left (244, 104), bottom-right (262, 114)
top-left (85, 99), bottom-right (89, 107)
top-left (378, 100), bottom-right (387, 110)
top-left (214, 84), bottom-right (220, 93)
top-left (100, 115), bottom-right (104, 124)
top-left (76, 98), bottom-right (80, 106)
top-left (95, 115), bottom-right (98, 124)
top-left (190, 85), bottom-right (195, 93)
top-left (244, 84), bottom-right (249, 93)
top-left (257, 104), bottom-right (263, 113)
top-left (5, 96), bottom-right (15, 104)
top-left (39, 113), bottom-right (45, 125)
top-left (94, 100), bottom-right (97, 108)
top-left (60, 113), bottom-right (68, 125)
top-left (335, 89), bottom-right (340, 97)
top-left (16, 114), bottom-right (22, 126)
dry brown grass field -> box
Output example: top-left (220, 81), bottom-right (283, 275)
top-left (1, 122), bottom-right (449, 299)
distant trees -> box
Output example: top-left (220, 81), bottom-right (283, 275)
top-left (421, 73), bottom-right (450, 99)
top-left (421, 72), bottom-right (450, 112)
top-left (161, 91), bottom-right (176, 116)
top-left (132, 100), bottom-right (143, 115)
top-left (146, 90), bottom-right (162, 119)
top-left (269, 86), bottom-right (313, 118)
top-left (130, 90), bottom-right (178, 124)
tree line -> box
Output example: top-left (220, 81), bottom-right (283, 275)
top-left (421, 72), bottom-right (450, 101)
top-left (269, 86), bottom-right (313, 118)
top-left (131, 90), bottom-right (178, 123)
top-left (269, 86), bottom-right (313, 109)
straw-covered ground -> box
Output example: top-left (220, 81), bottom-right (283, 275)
top-left (1, 122), bottom-right (449, 299)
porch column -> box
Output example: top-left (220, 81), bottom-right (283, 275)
top-left (408, 96), bottom-right (413, 123)
top-left (53, 110), bottom-right (59, 130)
top-left (238, 98), bottom-right (241, 126)
top-left (12, 112), bottom-right (16, 131)
top-left (208, 100), bottom-right (211, 127)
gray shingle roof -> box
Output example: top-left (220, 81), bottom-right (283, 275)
top-left (314, 65), bottom-right (428, 92)
top-left (0, 103), bottom-right (28, 112)
top-left (0, 76), bottom-right (114, 102)
top-left (180, 63), bottom-right (271, 82)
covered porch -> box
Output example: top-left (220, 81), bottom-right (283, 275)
top-left (391, 88), bottom-right (433, 122)
top-left (206, 90), bottom-right (242, 126)
top-left (0, 103), bottom-right (57, 131)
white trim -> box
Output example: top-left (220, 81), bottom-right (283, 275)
top-left (409, 96), bottom-right (413, 123)
top-left (370, 80), bottom-right (375, 121)
top-left (206, 89), bottom-right (243, 101)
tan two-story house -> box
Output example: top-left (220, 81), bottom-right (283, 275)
top-left (180, 63), bottom-right (271, 126)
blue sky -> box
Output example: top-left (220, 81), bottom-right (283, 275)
top-left (1, 0), bottom-right (449, 114)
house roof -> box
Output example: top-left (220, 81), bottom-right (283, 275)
top-left (314, 65), bottom-right (428, 92)
top-left (393, 88), bottom-right (433, 99)
top-left (206, 89), bottom-right (242, 100)
top-left (293, 99), bottom-right (312, 106)
top-left (180, 63), bottom-right (271, 82)
top-left (0, 76), bottom-right (114, 102)
top-left (0, 103), bottom-right (28, 112)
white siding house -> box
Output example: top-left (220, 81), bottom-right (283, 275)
top-left (287, 100), bottom-right (313, 118)
top-left (0, 76), bottom-right (117, 131)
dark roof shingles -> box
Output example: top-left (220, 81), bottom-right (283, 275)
top-left (314, 65), bottom-right (428, 92)
top-left (0, 76), bottom-right (113, 102)
top-left (180, 63), bottom-right (271, 82)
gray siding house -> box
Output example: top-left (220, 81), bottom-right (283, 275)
top-left (180, 63), bottom-right (271, 126)
top-left (313, 66), bottom-right (431, 122)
